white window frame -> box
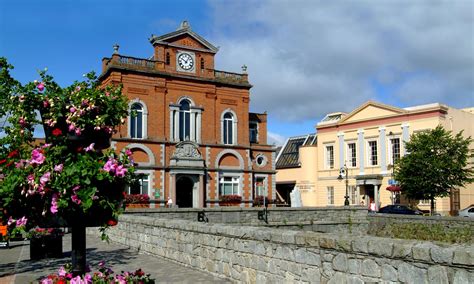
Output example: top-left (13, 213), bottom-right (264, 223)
top-left (128, 100), bottom-right (147, 139)
top-left (346, 142), bottom-right (357, 168)
top-left (249, 121), bottom-right (259, 143)
top-left (325, 144), bottom-right (335, 169)
top-left (170, 97), bottom-right (202, 143)
top-left (254, 175), bottom-right (267, 198)
top-left (223, 112), bottom-right (235, 145)
top-left (348, 185), bottom-right (357, 205)
top-left (221, 109), bottom-right (238, 145)
top-left (128, 172), bottom-right (151, 196)
top-left (388, 137), bottom-right (401, 165)
top-left (366, 140), bottom-right (378, 166)
top-left (219, 175), bottom-right (240, 196)
top-left (327, 186), bottom-right (334, 205)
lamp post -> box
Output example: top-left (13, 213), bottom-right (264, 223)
top-left (338, 164), bottom-right (350, 206)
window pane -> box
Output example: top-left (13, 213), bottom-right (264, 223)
top-left (136, 113), bottom-right (143, 138)
top-left (228, 121), bottom-right (233, 144)
top-left (131, 116), bottom-right (136, 138)
top-left (185, 112), bottom-right (190, 139)
top-left (223, 120), bottom-right (228, 144)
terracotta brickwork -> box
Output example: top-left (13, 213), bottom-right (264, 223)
top-left (101, 22), bottom-right (275, 208)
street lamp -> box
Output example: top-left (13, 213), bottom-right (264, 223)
top-left (337, 164), bottom-right (350, 206)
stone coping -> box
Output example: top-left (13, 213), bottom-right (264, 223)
top-left (118, 214), bottom-right (473, 268)
top-left (124, 206), bottom-right (368, 213)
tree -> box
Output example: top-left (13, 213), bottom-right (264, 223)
top-left (394, 125), bottom-right (473, 215)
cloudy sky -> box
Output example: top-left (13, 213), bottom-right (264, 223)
top-left (1, 0), bottom-right (472, 145)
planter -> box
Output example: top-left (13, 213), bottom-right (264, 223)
top-left (30, 235), bottom-right (63, 260)
top-left (219, 201), bottom-right (241, 207)
top-left (126, 204), bottom-right (149, 208)
top-left (0, 241), bottom-right (8, 249)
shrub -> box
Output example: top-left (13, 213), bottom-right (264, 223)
top-left (124, 194), bottom-right (150, 204)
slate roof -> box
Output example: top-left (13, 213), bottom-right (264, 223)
top-left (275, 134), bottom-right (317, 169)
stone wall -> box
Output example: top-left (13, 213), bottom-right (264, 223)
top-left (94, 214), bottom-right (473, 283)
top-left (125, 206), bottom-right (369, 234)
top-left (368, 214), bottom-right (474, 243)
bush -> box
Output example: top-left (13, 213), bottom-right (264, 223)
top-left (124, 194), bottom-right (150, 204)
top-left (219, 194), bottom-right (242, 203)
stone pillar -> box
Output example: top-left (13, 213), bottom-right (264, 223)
top-left (358, 129), bottom-right (365, 174)
top-left (190, 111), bottom-right (196, 141)
top-left (174, 111), bottom-right (179, 141)
top-left (374, 184), bottom-right (380, 211)
top-left (196, 111), bottom-right (202, 143)
top-left (170, 174), bottom-right (176, 207)
top-left (401, 123), bottom-right (410, 156)
top-left (337, 132), bottom-right (345, 168)
top-left (199, 174), bottom-right (204, 208)
top-left (379, 127), bottom-right (387, 172)
top-left (169, 109), bottom-right (174, 141)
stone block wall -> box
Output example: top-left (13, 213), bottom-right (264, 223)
top-left (93, 214), bottom-right (473, 283)
top-left (125, 206), bottom-right (369, 234)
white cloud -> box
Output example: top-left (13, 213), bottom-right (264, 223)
top-left (267, 131), bottom-right (287, 146)
top-left (206, 0), bottom-right (474, 133)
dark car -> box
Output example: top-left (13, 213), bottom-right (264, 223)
top-left (378, 204), bottom-right (423, 215)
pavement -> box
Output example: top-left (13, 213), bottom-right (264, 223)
top-left (0, 233), bottom-right (230, 284)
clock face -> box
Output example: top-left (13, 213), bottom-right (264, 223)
top-left (177, 53), bottom-right (194, 71)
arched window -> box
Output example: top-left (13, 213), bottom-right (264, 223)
top-left (200, 58), bottom-right (205, 70)
top-left (166, 52), bottom-right (170, 65)
top-left (223, 112), bottom-right (234, 145)
top-left (179, 99), bottom-right (191, 141)
top-left (130, 103), bottom-right (144, 138)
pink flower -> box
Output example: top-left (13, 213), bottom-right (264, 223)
top-left (70, 106), bottom-right (76, 113)
top-left (72, 195), bottom-right (81, 205)
top-left (68, 123), bottom-right (76, 132)
top-left (75, 128), bottom-right (82, 136)
top-left (103, 159), bottom-right (117, 173)
top-left (16, 216), bottom-right (27, 227)
top-left (37, 82), bottom-right (45, 91)
top-left (41, 278), bottom-right (53, 284)
top-left (72, 185), bottom-right (80, 192)
top-left (58, 266), bottom-right (66, 276)
top-left (15, 159), bottom-right (27, 169)
top-left (70, 276), bottom-right (84, 284)
top-left (54, 164), bottom-right (63, 172)
top-left (40, 172), bottom-right (51, 185)
top-left (115, 165), bottom-right (127, 177)
top-left (27, 174), bottom-right (35, 185)
top-left (50, 194), bottom-right (58, 214)
top-left (84, 274), bottom-right (92, 283)
top-left (18, 117), bottom-right (26, 127)
top-left (85, 143), bottom-right (95, 152)
top-left (30, 149), bottom-right (45, 165)
top-left (43, 100), bottom-right (49, 108)
top-left (125, 149), bottom-right (132, 156)
top-left (7, 217), bottom-right (14, 226)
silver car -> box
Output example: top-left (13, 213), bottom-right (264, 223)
top-left (458, 205), bottom-right (474, 218)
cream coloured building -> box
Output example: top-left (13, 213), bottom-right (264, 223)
top-left (276, 101), bottom-right (474, 215)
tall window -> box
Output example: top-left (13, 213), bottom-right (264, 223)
top-left (325, 145), bottom-right (334, 169)
top-left (128, 174), bottom-right (149, 195)
top-left (166, 52), bottom-right (170, 65)
top-left (389, 138), bottom-right (401, 164)
top-left (254, 177), bottom-right (266, 196)
top-left (219, 176), bottom-right (240, 196)
top-left (348, 185), bottom-right (357, 205)
top-left (347, 142), bottom-right (357, 167)
top-left (367, 140), bottom-right (378, 166)
top-left (130, 103), bottom-right (143, 138)
top-left (200, 58), bottom-right (205, 70)
top-left (179, 100), bottom-right (191, 141)
top-left (249, 122), bottom-right (258, 143)
top-left (327, 186), bottom-right (334, 205)
top-left (223, 112), bottom-right (235, 145)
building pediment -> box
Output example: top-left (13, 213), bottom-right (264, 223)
top-left (339, 101), bottom-right (406, 124)
top-left (170, 141), bottom-right (205, 168)
top-left (149, 21), bottom-right (218, 53)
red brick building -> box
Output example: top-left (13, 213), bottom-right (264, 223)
top-left (99, 21), bottom-right (275, 208)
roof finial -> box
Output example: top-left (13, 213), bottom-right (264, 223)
top-left (113, 43), bottom-right (120, 54)
top-left (241, 64), bottom-right (247, 74)
top-left (179, 20), bottom-right (191, 31)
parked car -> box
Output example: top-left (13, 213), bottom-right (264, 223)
top-left (458, 205), bottom-right (474, 218)
top-left (378, 204), bottom-right (423, 215)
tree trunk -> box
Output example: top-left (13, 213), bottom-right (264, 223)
top-left (71, 225), bottom-right (86, 276)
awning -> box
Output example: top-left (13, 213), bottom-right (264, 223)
top-left (386, 185), bottom-right (401, 192)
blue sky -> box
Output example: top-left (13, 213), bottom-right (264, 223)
top-left (1, 0), bottom-right (473, 145)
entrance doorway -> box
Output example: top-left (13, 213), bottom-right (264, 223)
top-left (176, 176), bottom-right (193, 208)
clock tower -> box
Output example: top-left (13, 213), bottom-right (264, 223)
top-left (100, 21), bottom-right (275, 209)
